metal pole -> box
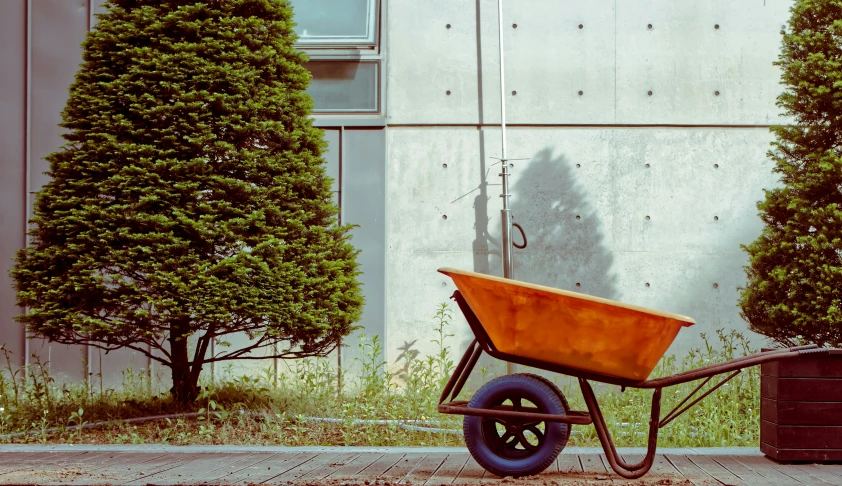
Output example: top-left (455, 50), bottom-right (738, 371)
top-left (497, 0), bottom-right (515, 375)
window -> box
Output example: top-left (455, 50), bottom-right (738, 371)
top-left (290, 0), bottom-right (382, 116)
top-left (306, 61), bottom-right (379, 113)
top-left (293, 0), bottom-right (378, 47)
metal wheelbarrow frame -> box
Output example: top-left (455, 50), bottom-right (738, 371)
top-left (438, 290), bottom-right (830, 479)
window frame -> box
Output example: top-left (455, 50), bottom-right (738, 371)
top-left (293, 0), bottom-right (380, 49)
top-left (294, 0), bottom-right (386, 120)
top-left (307, 60), bottom-right (380, 115)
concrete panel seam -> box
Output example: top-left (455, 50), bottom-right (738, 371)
top-left (385, 123), bottom-right (774, 129)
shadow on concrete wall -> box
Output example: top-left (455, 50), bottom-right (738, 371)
top-left (464, 140), bottom-right (618, 383)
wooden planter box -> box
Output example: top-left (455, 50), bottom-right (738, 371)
top-left (760, 349), bottom-right (842, 461)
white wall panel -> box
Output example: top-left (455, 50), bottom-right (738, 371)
top-left (386, 127), bottom-right (779, 360)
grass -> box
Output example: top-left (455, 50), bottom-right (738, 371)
top-left (0, 304), bottom-right (760, 448)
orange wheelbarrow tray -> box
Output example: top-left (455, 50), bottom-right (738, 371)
top-left (436, 268), bottom-right (832, 480)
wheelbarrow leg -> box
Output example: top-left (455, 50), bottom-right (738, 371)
top-left (579, 378), bottom-right (662, 479)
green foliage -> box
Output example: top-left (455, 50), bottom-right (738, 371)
top-left (739, 0), bottom-right (842, 347)
top-left (10, 0), bottom-right (363, 403)
top-left (0, 304), bottom-right (762, 448)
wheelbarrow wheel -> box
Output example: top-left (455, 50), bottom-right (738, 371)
top-left (464, 373), bottom-right (571, 478)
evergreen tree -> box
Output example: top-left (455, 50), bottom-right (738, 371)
top-left (11, 0), bottom-right (363, 402)
top-left (740, 0), bottom-right (842, 348)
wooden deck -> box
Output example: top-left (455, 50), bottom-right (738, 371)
top-left (0, 450), bottom-right (840, 485)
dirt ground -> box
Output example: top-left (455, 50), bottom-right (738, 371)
top-left (0, 468), bottom-right (693, 485)
top-left (264, 475), bottom-right (693, 486)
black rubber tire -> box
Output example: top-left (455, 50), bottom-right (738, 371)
top-left (463, 373), bottom-right (571, 478)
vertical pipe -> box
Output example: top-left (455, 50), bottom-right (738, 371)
top-left (85, 1), bottom-right (93, 389)
top-left (210, 337), bottom-right (215, 383)
top-left (337, 126), bottom-right (345, 396)
top-left (24, 0), bottom-right (32, 371)
top-left (497, 0), bottom-right (514, 375)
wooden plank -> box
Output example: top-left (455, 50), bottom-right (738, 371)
top-left (0, 452), bottom-right (59, 465)
top-left (556, 453), bottom-right (582, 473)
top-left (138, 452), bottom-right (255, 485)
top-left (205, 452), bottom-right (311, 485)
top-left (295, 452), bottom-right (361, 482)
top-left (55, 452), bottom-right (172, 486)
top-left (620, 454), bottom-right (680, 477)
top-left (181, 452), bottom-right (273, 484)
top-left (761, 442), bottom-right (842, 462)
top-left (358, 452), bottom-right (406, 478)
top-left (579, 453), bottom-right (607, 473)
top-left (791, 464), bottom-right (842, 484)
top-left (762, 354), bottom-right (842, 378)
top-left (380, 453), bottom-right (427, 482)
top-left (688, 455), bottom-right (746, 485)
top-left (762, 421), bottom-right (842, 449)
top-left (400, 452), bottom-right (447, 484)
top-left (762, 378), bottom-right (842, 401)
top-left (820, 464), bottom-right (842, 477)
top-left (747, 456), bottom-right (838, 485)
top-left (452, 457), bottom-right (486, 485)
top-left (425, 453), bottom-right (469, 485)
top-left (804, 463), bottom-right (842, 479)
top-left (770, 460), bottom-right (839, 486)
top-left (664, 455), bottom-right (721, 486)
top-left (0, 451), bottom-right (89, 474)
top-left (712, 455), bottom-right (787, 486)
top-left (762, 398), bottom-right (842, 425)
top-left (0, 451), bottom-right (96, 484)
top-left (326, 452), bottom-right (384, 479)
top-left (123, 453), bottom-right (214, 484)
top-left (732, 455), bottom-right (803, 485)
top-left (264, 452), bottom-right (340, 484)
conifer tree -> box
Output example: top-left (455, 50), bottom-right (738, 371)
top-left (11, 0), bottom-right (363, 402)
top-left (740, 0), bottom-right (842, 348)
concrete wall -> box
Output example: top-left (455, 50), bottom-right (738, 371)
top-left (383, 0), bottom-right (793, 366)
top-left (0, 0), bottom-right (797, 386)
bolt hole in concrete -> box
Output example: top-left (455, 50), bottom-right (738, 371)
top-left (442, 215), bottom-right (447, 220)
top-left (713, 283), bottom-right (719, 289)
top-left (512, 90), bottom-right (517, 95)
top-left (578, 90), bottom-right (583, 96)
top-left (714, 216), bottom-right (719, 221)
top-left (575, 215), bottom-right (581, 220)
top-left (646, 283), bottom-right (651, 287)
top-left (714, 163), bottom-right (719, 168)
top-left (576, 283), bottom-right (581, 287)
top-left (648, 90), bottom-right (653, 96)
top-left (442, 163), bottom-right (447, 168)
top-left (645, 215), bottom-right (651, 220)
top-left (578, 23), bottom-right (583, 29)
top-left (715, 24), bottom-right (720, 29)
top-left (446, 23), bottom-right (451, 29)
top-left (715, 90), bottom-right (720, 96)
top-left (576, 164), bottom-right (581, 168)
top-left (446, 90), bottom-right (451, 95)
top-left (512, 23), bottom-right (517, 28)
top-left (645, 163), bottom-right (650, 168)
top-left (647, 23), bottom-right (653, 29)
top-left (509, 163), bottom-right (514, 168)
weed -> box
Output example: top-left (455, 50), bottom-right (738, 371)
top-left (0, 306), bottom-right (762, 448)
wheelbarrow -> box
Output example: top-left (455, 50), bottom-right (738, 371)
top-left (436, 268), bottom-right (830, 479)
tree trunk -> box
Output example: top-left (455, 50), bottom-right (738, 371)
top-left (169, 325), bottom-right (200, 403)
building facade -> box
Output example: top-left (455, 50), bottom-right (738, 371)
top-left (0, 0), bottom-right (791, 385)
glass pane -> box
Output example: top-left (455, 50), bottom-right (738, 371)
top-left (306, 61), bottom-right (378, 113)
top-left (292, 0), bottom-right (375, 45)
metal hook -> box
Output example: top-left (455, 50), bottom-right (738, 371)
top-left (512, 222), bottom-right (527, 249)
